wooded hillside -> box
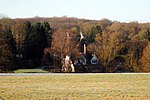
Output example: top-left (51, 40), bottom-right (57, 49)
top-left (0, 17), bottom-right (150, 72)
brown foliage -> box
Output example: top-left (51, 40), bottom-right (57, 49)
top-left (139, 42), bottom-right (150, 72)
top-left (51, 29), bottom-right (79, 60)
top-left (125, 41), bottom-right (148, 72)
top-left (0, 40), bottom-right (13, 66)
top-left (88, 23), bottom-right (128, 72)
top-left (1, 17), bottom-right (150, 72)
top-left (88, 34), bottom-right (123, 72)
top-left (0, 27), bottom-right (14, 71)
top-left (12, 21), bottom-right (30, 45)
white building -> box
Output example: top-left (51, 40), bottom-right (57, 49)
top-left (90, 54), bottom-right (98, 64)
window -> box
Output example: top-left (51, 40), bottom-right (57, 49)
top-left (91, 59), bottom-right (97, 64)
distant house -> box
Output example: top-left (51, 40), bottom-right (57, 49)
top-left (63, 32), bottom-right (100, 72)
top-left (76, 32), bottom-right (99, 65)
top-left (90, 54), bottom-right (98, 64)
top-left (79, 54), bottom-right (87, 65)
top-left (77, 54), bottom-right (98, 65)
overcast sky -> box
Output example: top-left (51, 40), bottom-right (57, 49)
top-left (1, 0), bottom-right (150, 22)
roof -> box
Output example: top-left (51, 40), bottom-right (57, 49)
top-left (91, 54), bottom-right (98, 60)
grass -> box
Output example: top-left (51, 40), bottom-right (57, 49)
top-left (14, 69), bottom-right (49, 73)
top-left (0, 73), bottom-right (150, 100)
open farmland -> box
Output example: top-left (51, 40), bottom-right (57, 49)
top-left (0, 73), bottom-right (150, 100)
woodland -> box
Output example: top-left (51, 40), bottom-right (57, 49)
top-left (0, 17), bottom-right (150, 72)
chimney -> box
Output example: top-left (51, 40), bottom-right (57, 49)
top-left (80, 32), bottom-right (84, 41)
top-left (84, 44), bottom-right (86, 55)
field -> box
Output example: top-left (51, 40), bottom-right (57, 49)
top-left (0, 73), bottom-right (150, 100)
top-left (14, 69), bottom-right (49, 73)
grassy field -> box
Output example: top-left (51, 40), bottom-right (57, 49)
top-left (0, 73), bottom-right (150, 100)
top-left (14, 69), bottom-right (49, 73)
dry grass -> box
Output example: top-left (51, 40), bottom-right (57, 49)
top-left (0, 73), bottom-right (150, 100)
top-left (14, 69), bottom-right (49, 73)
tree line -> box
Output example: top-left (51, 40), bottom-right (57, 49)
top-left (0, 17), bottom-right (150, 72)
top-left (0, 18), bottom-right (52, 72)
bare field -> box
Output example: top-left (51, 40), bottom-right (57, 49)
top-left (0, 73), bottom-right (150, 100)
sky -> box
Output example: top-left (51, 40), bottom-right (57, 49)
top-left (0, 0), bottom-right (150, 22)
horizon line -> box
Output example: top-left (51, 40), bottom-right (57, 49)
top-left (1, 14), bottom-right (150, 23)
